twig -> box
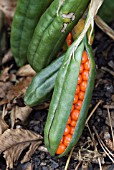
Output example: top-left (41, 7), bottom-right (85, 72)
top-left (107, 108), bottom-right (114, 149)
top-left (93, 126), bottom-right (114, 163)
top-left (75, 161), bottom-right (81, 170)
top-left (86, 123), bottom-right (95, 146)
top-left (95, 15), bottom-right (114, 40)
top-left (86, 124), bottom-right (103, 170)
top-left (103, 105), bottom-right (114, 109)
top-left (64, 147), bottom-right (74, 170)
top-left (101, 67), bottom-right (114, 77)
top-left (98, 157), bottom-right (102, 170)
top-left (86, 100), bottom-right (103, 125)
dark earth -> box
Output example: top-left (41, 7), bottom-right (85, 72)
top-left (0, 12), bottom-right (114, 170)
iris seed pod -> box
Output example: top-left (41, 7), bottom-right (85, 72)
top-left (44, 37), bottom-right (96, 157)
top-left (11, 0), bottom-right (51, 66)
top-left (27, 0), bottom-right (90, 72)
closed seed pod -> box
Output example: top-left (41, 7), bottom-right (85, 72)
top-left (24, 32), bottom-right (73, 107)
top-left (27, 0), bottom-right (90, 72)
top-left (11, 0), bottom-right (51, 66)
top-left (24, 55), bottom-right (64, 107)
top-left (44, 36), bottom-right (96, 157)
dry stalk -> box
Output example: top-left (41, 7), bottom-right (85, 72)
top-left (98, 157), bottom-right (102, 170)
top-left (86, 123), bottom-right (104, 170)
top-left (93, 126), bottom-right (114, 163)
top-left (2, 105), bottom-right (6, 119)
top-left (101, 67), bottom-right (114, 77)
top-left (103, 105), bottom-right (114, 109)
top-left (95, 15), bottom-right (114, 40)
top-left (75, 161), bottom-right (81, 170)
top-left (86, 100), bottom-right (103, 125)
top-left (69, 0), bottom-right (103, 59)
top-left (107, 108), bottom-right (114, 150)
top-left (64, 147), bottom-right (74, 170)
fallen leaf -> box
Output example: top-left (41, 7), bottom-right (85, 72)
top-left (4, 143), bottom-right (30, 169)
top-left (0, 98), bottom-right (8, 105)
top-left (25, 162), bottom-right (34, 170)
top-left (17, 64), bottom-right (36, 77)
top-left (0, 81), bottom-right (13, 99)
top-left (2, 49), bottom-right (13, 64)
top-left (0, 118), bottom-right (9, 134)
top-left (0, 128), bottom-right (43, 153)
top-left (21, 141), bottom-right (42, 164)
top-left (7, 77), bottom-right (32, 102)
top-left (0, 128), bottom-right (42, 169)
top-left (10, 106), bottom-right (32, 128)
top-left (0, 65), bottom-right (12, 82)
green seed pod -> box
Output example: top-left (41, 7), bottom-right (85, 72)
top-left (44, 37), bottom-right (96, 157)
top-left (11, 0), bottom-right (51, 66)
top-left (27, 0), bottom-right (90, 72)
top-left (24, 55), bottom-right (64, 107)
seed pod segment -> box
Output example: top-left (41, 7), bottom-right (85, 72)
top-left (44, 40), bottom-right (84, 156)
top-left (27, 0), bottom-right (90, 72)
top-left (24, 55), bottom-right (65, 107)
top-left (44, 37), bottom-right (96, 157)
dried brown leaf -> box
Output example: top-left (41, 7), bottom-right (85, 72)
top-left (0, 99), bottom-right (8, 105)
top-left (0, 65), bottom-right (12, 82)
top-left (0, 81), bottom-right (13, 99)
top-left (0, 128), bottom-right (42, 169)
top-left (0, 118), bottom-right (8, 134)
top-left (4, 143), bottom-right (30, 169)
top-left (17, 65), bottom-right (36, 77)
top-left (25, 162), bottom-right (34, 170)
top-left (0, 0), bottom-right (17, 25)
top-left (10, 106), bottom-right (32, 128)
top-left (7, 77), bottom-right (32, 102)
top-left (2, 49), bottom-right (13, 64)
top-left (21, 141), bottom-right (42, 164)
top-left (0, 128), bottom-right (43, 154)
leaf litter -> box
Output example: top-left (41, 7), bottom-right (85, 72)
top-left (10, 105), bottom-right (32, 128)
top-left (0, 128), bottom-right (43, 169)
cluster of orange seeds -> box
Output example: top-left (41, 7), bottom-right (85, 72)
top-left (56, 51), bottom-right (90, 154)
